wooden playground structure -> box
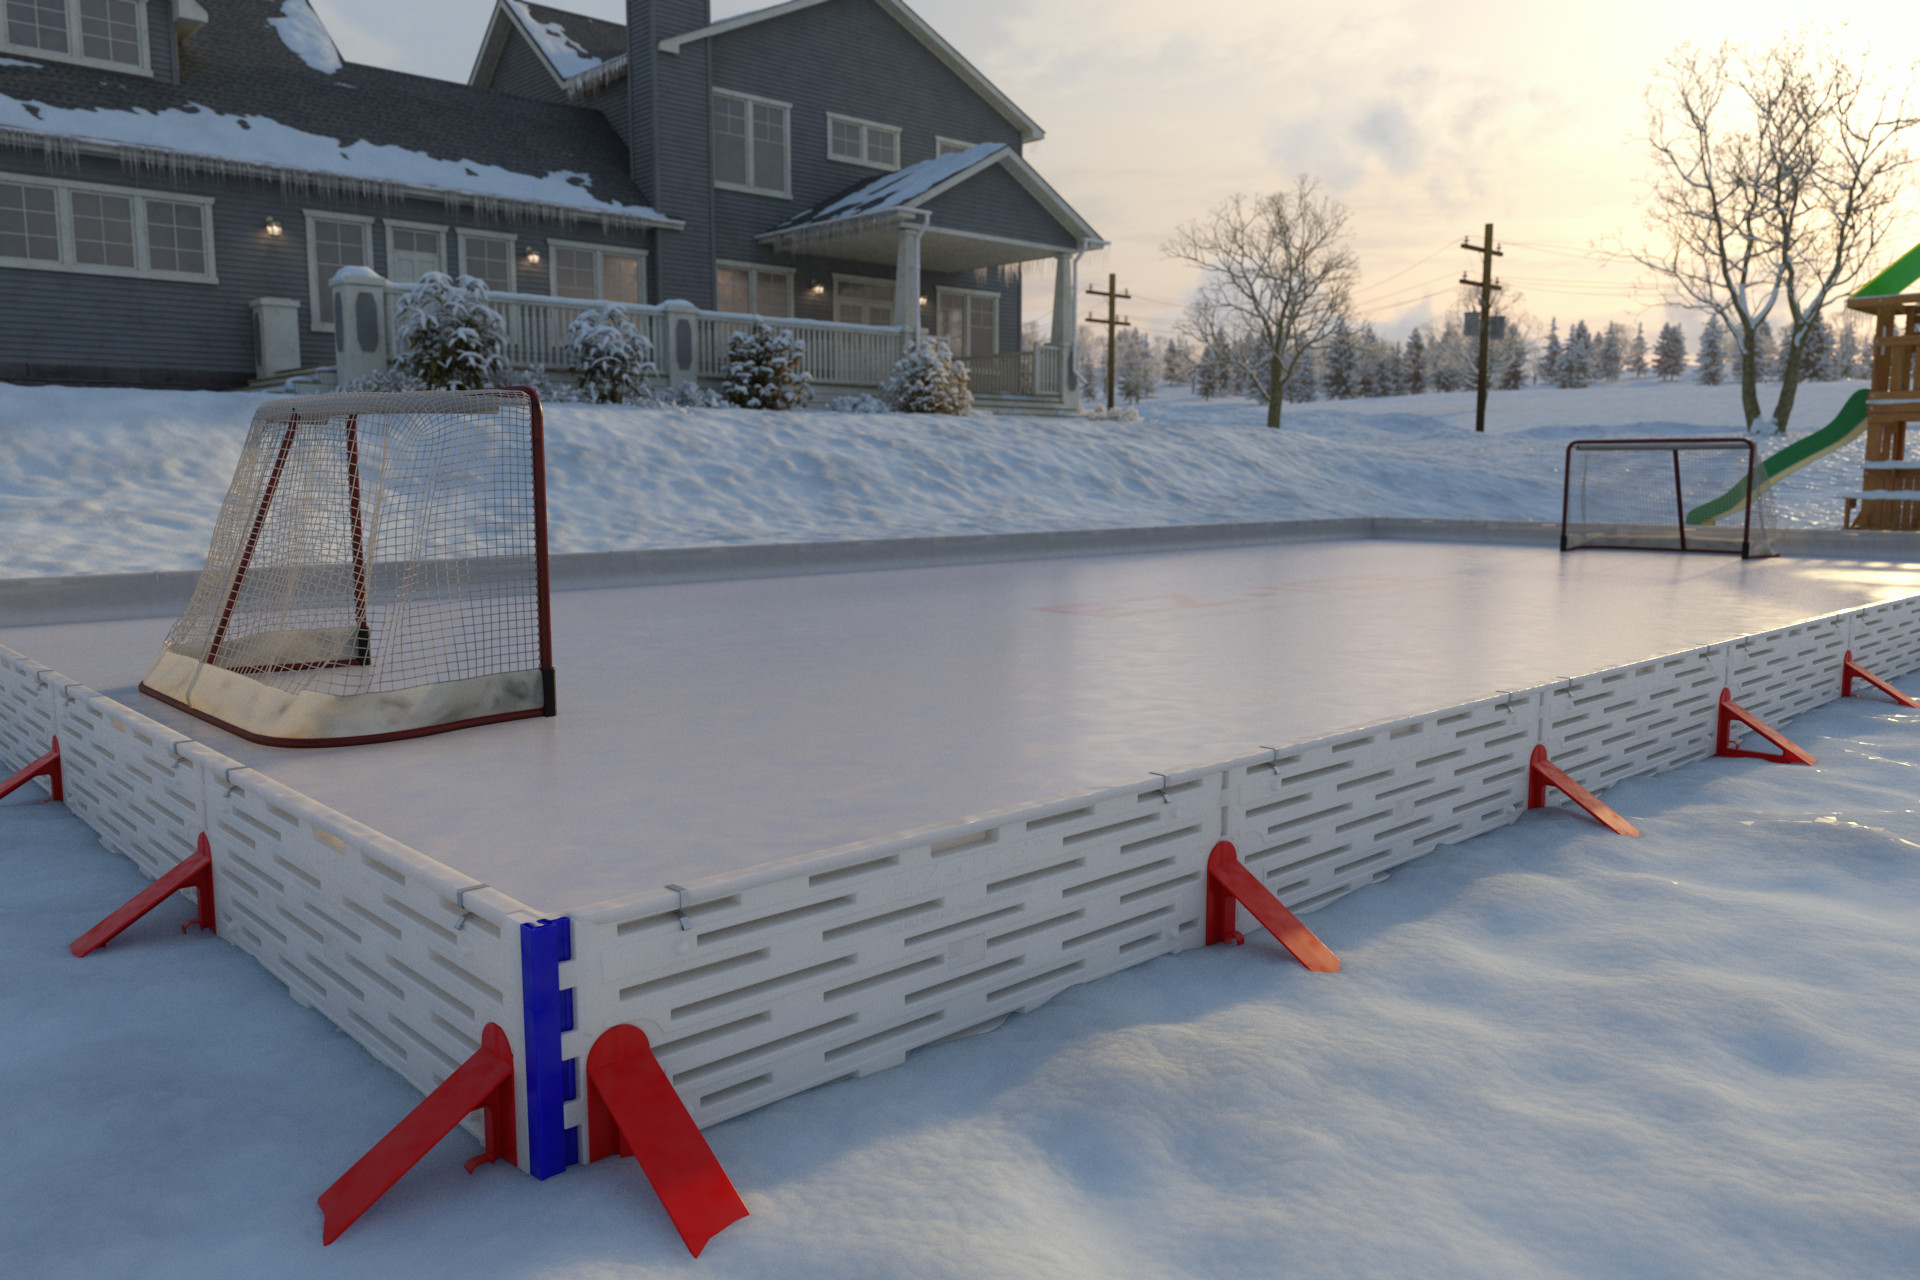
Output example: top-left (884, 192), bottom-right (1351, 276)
top-left (1846, 266), bottom-right (1920, 530)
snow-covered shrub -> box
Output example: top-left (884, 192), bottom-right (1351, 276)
top-left (517, 364), bottom-right (585, 403)
top-left (881, 335), bottom-right (972, 414)
top-left (825, 392), bottom-right (889, 414)
top-left (722, 323), bottom-right (812, 409)
top-left (566, 307), bottom-right (657, 403)
top-left (1082, 404), bottom-right (1142, 422)
top-left (337, 365), bottom-right (427, 393)
top-left (650, 382), bottom-right (728, 409)
top-left (393, 272), bottom-right (510, 390)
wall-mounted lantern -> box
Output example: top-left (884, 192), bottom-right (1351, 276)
top-left (264, 216), bottom-right (283, 237)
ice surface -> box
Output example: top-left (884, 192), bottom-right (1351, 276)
top-left (7, 540), bottom-right (1915, 909)
top-left (268, 0), bottom-right (342, 75)
top-left (11, 680), bottom-right (1920, 1278)
top-left (0, 379), bottom-right (1875, 579)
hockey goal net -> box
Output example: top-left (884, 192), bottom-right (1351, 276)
top-left (1561, 437), bottom-right (1774, 559)
top-left (141, 388), bottom-right (555, 747)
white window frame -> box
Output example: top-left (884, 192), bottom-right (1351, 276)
top-left (0, 0), bottom-right (151, 76)
top-left (936, 285), bottom-right (1000, 357)
top-left (934, 136), bottom-right (975, 157)
top-left (825, 112), bottom-right (902, 172)
top-left (546, 238), bottom-right (648, 303)
top-left (715, 260), bottom-right (795, 317)
top-left (456, 228), bottom-right (518, 295)
top-left (0, 172), bottom-right (216, 283)
top-left (711, 88), bottom-right (791, 199)
top-left (304, 209), bottom-right (375, 333)
top-left (382, 218), bottom-right (447, 283)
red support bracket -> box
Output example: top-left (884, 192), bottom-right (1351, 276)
top-left (0, 736), bottom-right (62, 804)
top-left (1204, 841), bottom-right (1340, 972)
top-left (1527, 745), bottom-right (1640, 836)
top-left (1717, 688), bottom-right (1817, 766)
top-left (587, 1024), bottom-right (749, 1258)
top-left (70, 831), bottom-right (216, 957)
top-left (319, 1022), bottom-right (517, 1245)
top-left (1842, 650), bottom-right (1918, 708)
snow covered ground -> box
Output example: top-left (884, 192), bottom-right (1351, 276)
top-left (0, 377), bottom-right (1874, 578)
top-left (9, 679), bottom-right (1920, 1278)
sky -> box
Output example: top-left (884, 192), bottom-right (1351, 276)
top-left (308, 0), bottom-right (1920, 349)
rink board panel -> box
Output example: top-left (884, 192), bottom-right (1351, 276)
top-left (7, 537), bottom-right (1920, 1156)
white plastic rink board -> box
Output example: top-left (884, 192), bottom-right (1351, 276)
top-left (7, 537), bottom-right (1920, 1182)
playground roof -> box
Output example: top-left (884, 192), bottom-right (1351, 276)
top-left (1853, 240), bottom-right (1920, 299)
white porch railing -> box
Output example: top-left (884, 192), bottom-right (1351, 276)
top-left (960, 346), bottom-right (1067, 398)
top-left (379, 284), bottom-right (910, 388)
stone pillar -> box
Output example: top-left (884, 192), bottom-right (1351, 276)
top-left (893, 221), bottom-right (925, 333)
top-left (249, 296), bottom-right (304, 380)
top-left (660, 299), bottom-right (700, 387)
top-left (330, 265), bottom-right (390, 384)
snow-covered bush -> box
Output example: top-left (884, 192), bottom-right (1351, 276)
top-left (881, 335), bottom-right (972, 414)
top-left (722, 323), bottom-right (812, 410)
top-left (650, 382), bottom-right (729, 409)
top-left (565, 307), bottom-right (657, 403)
top-left (518, 364), bottom-right (585, 403)
top-left (336, 365), bottom-right (427, 394)
top-left (393, 272), bottom-right (510, 390)
top-left (825, 392), bottom-right (889, 414)
top-left (1082, 404), bottom-right (1142, 422)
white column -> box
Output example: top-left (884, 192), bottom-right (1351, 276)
top-left (893, 221), bottom-right (924, 333)
top-left (1051, 252), bottom-right (1074, 347)
top-left (330, 265), bottom-right (390, 384)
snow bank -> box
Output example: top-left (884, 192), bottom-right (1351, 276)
top-left (9, 682), bottom-right (1920, 1277)
top-left (0, 378), bottom-right (1874, 578)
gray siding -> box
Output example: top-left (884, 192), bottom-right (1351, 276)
top-left (0, 150), bottom-right (657, 387)
top-left (489, 31), bottom-right (564, 102)
top-left (923, 164), bottom-right (1077, 252)
top-left (148, 0), bottom-right (177, 84)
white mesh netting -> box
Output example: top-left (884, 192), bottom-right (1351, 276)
top-left (142, 388), bottom-right (552, 744)
top-left (1563, 439), bottom-right (1774, 558)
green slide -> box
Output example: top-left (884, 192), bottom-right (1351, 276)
top-left (1685, 388), bottom-right (1870, 525)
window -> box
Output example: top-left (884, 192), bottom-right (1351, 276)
top-left (834, 275), bottom-right (896, 327)
top-left (715, 263), bottom-right (793, 318)
top-left (827, 114), bottom-right (900, 171)
top-left (935, 137), bottom-right (976, 157)
top-left (548, 239), bottom-right (646, 303)
top-left (937, 288), bottom-right (998, 357)
top-left (712, 90), bottom-right (789, 197)
top-left (305, 210), bottom-right (372, 330)
top-left (0, 174), bottom-right (215, 282)
top-left (384, 221), bottom-right (445, 284)
top-left (2, 0), bottom-right (149, 74)
top-left (459, 230), bottom-right (516, 295)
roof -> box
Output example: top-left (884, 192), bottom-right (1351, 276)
top-left (660, 0), bottom-right (1045, 144)
top-left (1854, 241), bottom-right (1920, 300)
top-left (770, 143), bottom-right (1103, 248)
top-left (469, 0), bottom-right (630, 97)
top-left (0, 0), bottom-right (673, 229)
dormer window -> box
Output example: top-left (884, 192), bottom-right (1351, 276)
top-left (2, 0), bottom-right (150, 75)
top-left (827, 114), bottom-right (900, 172)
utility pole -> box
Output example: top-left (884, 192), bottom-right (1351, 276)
top-left (1459, 223), bottom-right (1504, 433)
top-left (1084, 273), bottom-right (1132, 410)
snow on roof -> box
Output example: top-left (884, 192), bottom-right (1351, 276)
top-left (507, 1), bottom-right (607, 79)
top-left (0, 96), bottom-right (671, 226)
top-left (773, 143), bottom-right (1007, 231)
top-left (267, 0), bottom-right (341, 75)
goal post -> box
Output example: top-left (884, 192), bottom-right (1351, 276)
top-left (1561, 437), bottom-right (1774, 560)
top-left (141, 387), bottom-right (556, 747)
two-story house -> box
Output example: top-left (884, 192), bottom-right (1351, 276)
top-left (0, 0), bottom-right (1104, 409)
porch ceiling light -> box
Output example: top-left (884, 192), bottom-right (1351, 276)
top-left (917, 295), bottom-right (927, 305)
top-left (525, 248), bottom-right (542, 265)
top-left (263, 216), bottom-right (283, 237)
top-left (810, 283), bottom-right (825, 295)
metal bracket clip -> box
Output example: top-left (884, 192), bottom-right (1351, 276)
top-left (665, 883), bottom-right (695, 930)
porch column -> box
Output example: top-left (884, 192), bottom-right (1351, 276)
top-left (1051, 253), bottom-right (1074, 346)
top-left (893, 220), bottom-right (925, 333)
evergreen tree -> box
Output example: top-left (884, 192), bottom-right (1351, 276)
top-left (1800, 317), bottom-right (1836, 381)
top-left (1430, 322), bottom-right (1469, 391)
top-left (1695, 319), bottom-right (1725, 384)
top-left (881, 335), bottom-right (971, 414)
top-left (1753, 320), bottom-right (1778, 381)
top-left (1628, 323), bottom-right (1648, 378)
top-left (1598, 322), bottom-right (1625, 381)
top-left (1836, 322), bottom-right (1864, 380)
top-left (1557, 321), bottom-right (1593, 388)
top-left (1404, 328), bottom-right (1427, 394)
top-left (1114, 329), bottom-right (1158, 404)
top-left (1282, 347), bottom-right (1319, 402)
top-left (1321, 321), bottom-right (1359, 399)
top-left (723, 323), bottom-right (813, 409)
top-left (1653, 322), bottom-right (1689, 381)
top-left (1161, 339), bottom-right (1195, 386)
top-left (1539, 319), bottom-right (1562, 386)
top-left (1193, 344), bottom-right (1226, 399)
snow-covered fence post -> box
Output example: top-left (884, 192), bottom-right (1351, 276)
top-left (661, 299), bottom-right (700, 388)
top-left (331, 266), bottom-right (391, 384)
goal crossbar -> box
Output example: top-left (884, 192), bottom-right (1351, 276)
top-left (1561, 437), bottom-right (1772, 560)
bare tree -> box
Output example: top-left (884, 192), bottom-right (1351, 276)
top-left (1163, 177), bottom-right (1358, 428)
top-left (1634, 30), bottom-right (1915, 431)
